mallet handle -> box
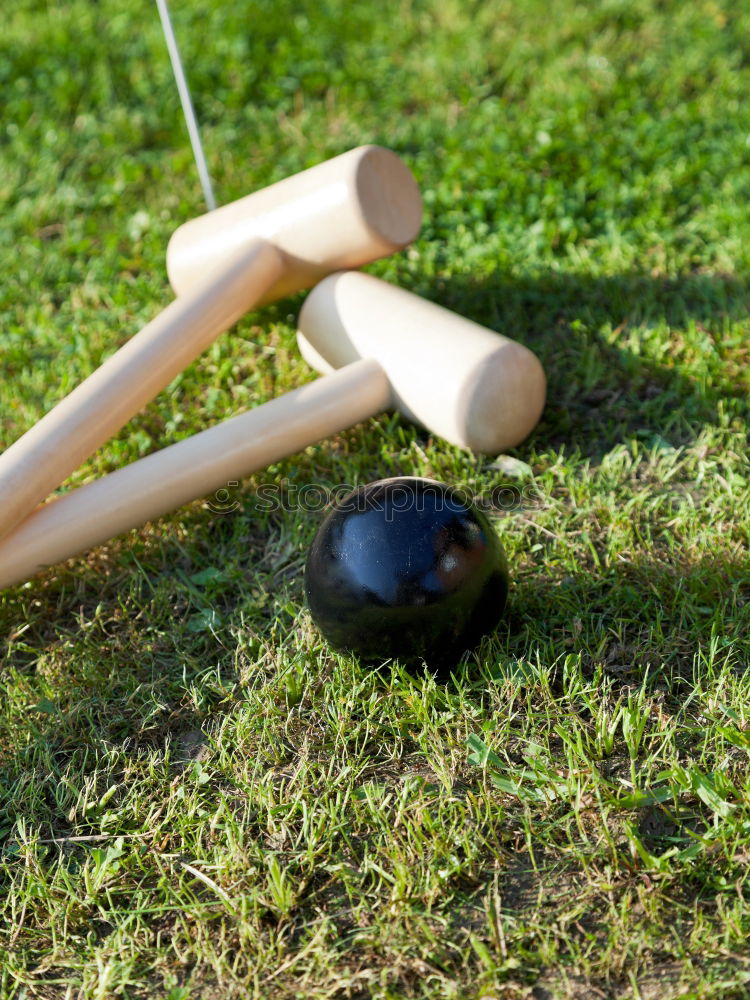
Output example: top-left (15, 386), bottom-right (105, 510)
top-left (0, 239), bottom-right (285, 545)
top-left (0, 359), bottom-right (391, 590)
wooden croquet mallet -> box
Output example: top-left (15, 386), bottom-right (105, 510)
top-left (0, 272), bottom-right (545, 589)
top-left (0, 146), bottom-right (422, 544)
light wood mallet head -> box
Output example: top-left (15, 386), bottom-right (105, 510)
top-left (0, 146), bottom-right (422, 545)
top-left (167, 145), bottom-right (422, 302)
top-left (297, 271), bottom-right (546, 454)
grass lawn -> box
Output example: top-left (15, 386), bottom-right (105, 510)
top-left (2, 0), bottom-right (750, 996)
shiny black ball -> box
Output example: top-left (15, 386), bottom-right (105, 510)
top-left (304, 477), bottom-right (509, 668)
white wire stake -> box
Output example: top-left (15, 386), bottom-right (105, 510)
top-left (155, 0), bottom-right (217, 211)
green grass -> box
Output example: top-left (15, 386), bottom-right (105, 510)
top-left (2, 0), bottom-right (750, 996)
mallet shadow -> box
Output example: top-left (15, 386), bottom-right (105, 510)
top-left (411, 268), bottom-right (749, 460)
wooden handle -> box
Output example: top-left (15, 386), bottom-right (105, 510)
top-left (0, 359), bottom-right (391, 590)
top-left (0, 238), bottom-right (285, 545)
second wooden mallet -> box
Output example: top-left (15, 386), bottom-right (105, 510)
top-left (0, 146), bottom-right (421, 545)
top-left (0, 272), bottom-right (545, 589)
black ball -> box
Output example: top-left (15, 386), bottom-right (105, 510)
top-left (304, 477), bottom-right (509, 668)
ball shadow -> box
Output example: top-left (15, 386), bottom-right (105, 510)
top-left (498, 549), bottom-right (750, 689)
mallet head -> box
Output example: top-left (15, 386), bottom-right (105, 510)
top-left (166, 145), bottom-right (423, 303)
top-left (297, 271), bottom-right (546, 454)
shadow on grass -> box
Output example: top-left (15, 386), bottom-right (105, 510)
top-left (496, 549), bottom-right (750, 687)
top-left (1, 268), bottom-right (748, 751)
top-left (3, 520), bottom-right (749, 693)
top-left (0, 551), bottom-right (747, 896)
top-left (426, 269), bottom-right (750, 459)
